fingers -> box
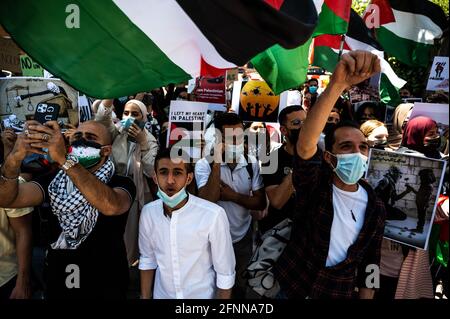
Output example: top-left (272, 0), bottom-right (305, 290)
top-left (360, 52), bottom-right (372, 76)
top-left (355, 51), bottom-right (368, 75)
top-left (373, 56), bottom-right (381, 74)
top-left (30, 141), bottom-right (50, 149)
top-left (26, 132), bottom-right (51, 141)
top-left (43, 121), bottom-right (61, 131)
top-left (341, 53), bottom-right (356, 75)
top-left (26, 123), bottom-right (54, 135)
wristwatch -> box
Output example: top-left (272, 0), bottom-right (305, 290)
top-left (61, 155), bottom-right (79, 171)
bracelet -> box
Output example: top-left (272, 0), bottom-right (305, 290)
top-left (0, 165), bottom-right (19, 181)
top-left (0, 173), bottom-right (19, 181)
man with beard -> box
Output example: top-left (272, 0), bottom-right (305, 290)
top-left (260, 105), bottom-right (306, 233)
top-left (0, 120), bottom-right (135, 299)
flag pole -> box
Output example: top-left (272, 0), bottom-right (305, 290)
top-left (338, 34), bottom-right (346, 59)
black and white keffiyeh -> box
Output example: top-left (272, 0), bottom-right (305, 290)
top-left (49, 160), bottom-right (115, 249)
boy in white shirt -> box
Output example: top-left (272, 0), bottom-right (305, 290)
top-left (139, 148), bottom-right (236, 299)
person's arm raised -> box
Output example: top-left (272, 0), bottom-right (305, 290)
top-left (297, 51), bottom-right (381, 160)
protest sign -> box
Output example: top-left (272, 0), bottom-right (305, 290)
top-left (20, 54), bottom-right (44, 77)
top-left (426, 56), bottom-right (449, 92)
top-left (193, 74), bottom-right (226, 104)
top-left (78, 93), bottom-right (93, 123)
top-left (167, 101), bottom-right (209, 160)
top-left (349, 73), bottom-right (381, 104)
top-left (411, 102), bottom-right (449, 127)
top-left (366, 149), bottom-right (447, 249)
top-left (0, 77), bottom-right (78, 125)
top-left (0, 37), bottom-right (21, 73)
top-left (231, 80), bottom-right (289, 123)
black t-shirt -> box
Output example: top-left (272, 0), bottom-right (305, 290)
top-left (32, 172), bottom-right (136, 299)
top-left (260, 145), bottom-right (295, 233)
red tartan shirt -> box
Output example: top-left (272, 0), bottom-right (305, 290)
top-left (274, 149), bottom-right (386, 299)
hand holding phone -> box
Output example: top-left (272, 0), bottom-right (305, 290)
top-left (34, 103), bottom-right (60, 124)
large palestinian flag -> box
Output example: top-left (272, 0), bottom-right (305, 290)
top-left (0, 0), bottom-right (318, 98)
top-left (313, 10), bottom-right (407, 105)
top-left (363, 0), bottom-right (447, 67)
top-left (251, 0), bottom-right (352, 94)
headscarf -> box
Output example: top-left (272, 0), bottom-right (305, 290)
top-left (125, 99), bottom-right (148, 120)
top-left (401, 116), bottom-right (437, 154)
top-left (388, 103), bottom-right (414, 150)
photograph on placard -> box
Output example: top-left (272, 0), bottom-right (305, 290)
top-left (366, 149), bottom-right (447, 249)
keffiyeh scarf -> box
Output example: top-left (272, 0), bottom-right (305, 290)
top-left (49, 160), bottom-right (115, 249)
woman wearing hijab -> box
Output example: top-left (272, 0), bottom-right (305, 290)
top-left (399, 116), bottom-right (443, 159)
top-left (387, 103), bottom-right (414, 151)
top-left (95, 99), bottom-right (159, 266)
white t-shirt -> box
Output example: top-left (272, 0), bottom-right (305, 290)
top-left (195, 154), bottom-right (264, 243)
top-left (326, 185), bottom-right (368, 267)
top-left (138, 195), bottom-right (236, 299)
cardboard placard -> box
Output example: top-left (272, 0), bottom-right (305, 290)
top-left (366, 149), bottom-right (447, 249)
top-left (426, 56), bottom-right (449, 92)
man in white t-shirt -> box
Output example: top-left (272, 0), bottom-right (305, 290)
top-left (139, 148), bottom-right (235, 299)
top-left (274, 51), bottom-right (386, 299)
top-left (195, 112), bottom-right (266, 298)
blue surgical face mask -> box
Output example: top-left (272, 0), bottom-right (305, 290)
top-left (309, 86), bottom-right (318, 94)
top-left (329, 152), bottom-right (368, 185)
top-left (120, 116), bottom-right (135, 131)
top-left (157, 186), bottom-right (188, 209)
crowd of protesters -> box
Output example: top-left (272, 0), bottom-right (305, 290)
top-left (0, 51), bottom-right (448, 300)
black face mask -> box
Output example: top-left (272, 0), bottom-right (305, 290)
top-left (373, 140), bottom-right (388, 150)
top-left (287, 129), bottom-right (300, 145)
top-left (424, 136), bottom-right (441, 150)
top-left (70, 138), bottom-right (103, 149)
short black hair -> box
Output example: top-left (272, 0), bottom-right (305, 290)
top-left (324, 120), bottom-right (361, 152)
top-left (355, 102), bottom-right (378, 122)
top-left (278, 105), bottom-right (303, 126)
top-left (214, 112), bottom-right (243, 133)
top-left (307, 78), bottom-right (319, 85)
top-left (154, 147), bottom-right (193, 173)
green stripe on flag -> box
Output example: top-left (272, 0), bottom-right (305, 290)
top-left (313, 4), bottom-right (348, 37)
top-left (380, 73), bottom-right (402, 107)
top-left (313, 45), bottom-right (339, 73)
top-left (376, 27), bottom-right (433, 67)
top-left (0, 0), bottom-right (190, 98)
top-left (251, 39), bottom-right (312, 95)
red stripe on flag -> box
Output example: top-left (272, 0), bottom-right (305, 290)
top-left (363, 0), bottom-right (395, 25)
top-left (200, 57), bottom-right (228, 77)
top-left (264, 0), bottom-right (284, 10)
top-left (324, 0), bottom-right (352, 22)
top-left (314, 34), bottom-right (351, 50)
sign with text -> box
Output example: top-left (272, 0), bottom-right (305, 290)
top-left (20, 54), bottom-right (44, 77)
top-left (0, 37), bottom-right (21, 73)
top-left (167, 101), bottom-right (209, 159)
top-left (194, 74), bottom-right (226, 104)
top-left (426, 56), bottom-right (449, 92)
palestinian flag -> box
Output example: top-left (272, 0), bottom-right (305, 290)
top-left (251, 0), bottom-right (352, 95)
top-left (313, 10), bottom-right (407, 105)
top-left (0, 0), bottom-right (318, 98)
top-left (363, 0), bottom-right (447, 67)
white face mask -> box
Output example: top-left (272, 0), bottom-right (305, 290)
top-left (224, 143), bottom-right (244, 162)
